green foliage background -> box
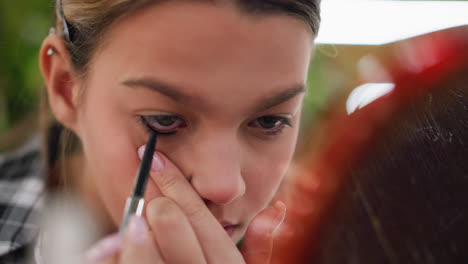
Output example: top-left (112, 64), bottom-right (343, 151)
top-left (0, 0), bottom-right (52, 136)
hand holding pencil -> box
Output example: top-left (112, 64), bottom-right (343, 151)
top-left (83, 134), bottom-right (286, 264)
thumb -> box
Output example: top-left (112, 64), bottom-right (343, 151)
top-left (241, 201), bottom-right (286, 264)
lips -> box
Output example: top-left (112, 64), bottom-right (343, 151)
top-left (221, 221), bottom-right (239, 237)
top-left (223, 225), bottom-right (237, 237)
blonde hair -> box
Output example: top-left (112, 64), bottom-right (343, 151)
top-left (41, 0), bottom-right (321, 190)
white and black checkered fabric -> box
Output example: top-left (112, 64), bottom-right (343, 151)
top-left (0, 135), bottom-right (45, 263)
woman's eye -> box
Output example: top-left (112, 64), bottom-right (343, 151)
top-left (141, 115), bottom-right (185, 133)
top-left (248, 116), bottom-right (292, 135)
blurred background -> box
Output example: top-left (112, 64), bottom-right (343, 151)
top-left (0, 0), bottom-right (467, 152)
top-left (0, 0), bottom-right (51, 150)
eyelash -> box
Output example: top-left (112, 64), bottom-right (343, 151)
top-left (137, 115), bottom-right (293, 136)
top-left (137, 115), bottom-right (182, 135)
top-left (248, 116), bottom-right (293, 136)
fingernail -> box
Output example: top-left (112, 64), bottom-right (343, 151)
top-left (273, 201), bottom-right (287, 233)
top-left (138, 146), bottom-right (164, 172)
top-left (151, 152), bottom-right (164, 172)
top-left (128, 216), bottom-right (149, 244)
top-left (84, 233), bottom-right (122, 263)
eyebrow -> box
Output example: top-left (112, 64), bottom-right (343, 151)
top-left (122, 77), bottom-right (307, 112)
top-left (123, 78), bottom-right (190, 102)
top-left (254, 84), bottom-right (307, 113)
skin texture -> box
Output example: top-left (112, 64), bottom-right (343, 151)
top-left (40, 1), bottom-right (313, 262)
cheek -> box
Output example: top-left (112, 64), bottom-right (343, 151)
top-left (77, 86), bottom-right (144, 226)
top-left (243, 126), bottom-right (299, 213)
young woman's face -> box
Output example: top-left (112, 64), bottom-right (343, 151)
top-left (73, 1), bottom-right (313, 243)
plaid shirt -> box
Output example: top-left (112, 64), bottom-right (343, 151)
top-left (0, 135), bottom-right (45, 263)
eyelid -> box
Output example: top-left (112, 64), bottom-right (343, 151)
top-left (249, 113), bottom-right (293, 124)
top-left (247, 115), bottom-right (293, 137)
top-left (137, 110), bottom-right (181, 116)
top-left (139, 115), bottom-right (181, 135)
top-left (254, 109), bottom-right (294, 117)
top-left (252, 115), bottom-right (293, 126)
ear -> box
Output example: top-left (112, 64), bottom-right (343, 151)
top-left (39, 31), bottom-right (82, 134)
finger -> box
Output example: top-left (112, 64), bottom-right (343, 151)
top-left (84, 233), bottom-right (122, 264)
top-left (97, 254), bottom-right (119, 264)
top-left (119, 216), bottom-right (165, 264)
top-left (146, 197), bottom-right (206, 264)
top-left (140, 150), bottom-right (243, 263)
top-left (242, 201), bottom-right (286, 264)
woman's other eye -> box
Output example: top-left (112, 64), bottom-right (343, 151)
top-left (248, 115), bottom-right (292, 135)
top-left (140, 115), bottom-right (186, 133)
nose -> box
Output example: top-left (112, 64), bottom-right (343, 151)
top-left (188, 132), bottom-right (246, 206)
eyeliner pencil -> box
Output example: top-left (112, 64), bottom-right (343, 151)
top-left (119, 132), bottom-right (158, 233)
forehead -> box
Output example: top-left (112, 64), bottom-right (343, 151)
top-left (91, 1), bottom-right (313, 111)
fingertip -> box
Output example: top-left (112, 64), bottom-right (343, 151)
top-left (145, 198), bottom-right (159, 223)
top-left (242, 207), bottom-right (278, 263)
top-left (137, 146), bottom-right (165, 172)
top-left (272, 201), bottom-right (287, 234)
top-left (273, 200), bottom-right (286, 213)
top-left (245, 202), bottom-right (287, 241)
top-left (151, 152), bottom-right (165, 172)
top-left (145, 197), bottom-right (174, 225)
top-left (148, 151), bottom-right (174, 174)
top-left (84, 233), bottom-right (123, 263)
top-left (137, 145), bottom-right (146, 160)
top-left (120, 215), bottom-right (165, 263)
top-left (127, 216), bottom-right (150, 244)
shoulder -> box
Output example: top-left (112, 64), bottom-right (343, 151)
top-left (0, 134), bottom-right (45, 262)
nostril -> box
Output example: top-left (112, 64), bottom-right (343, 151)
top-left (191, 177), bottom-right (244, 206)
top-left (189, 162), bottom-right (245, 205)
top-left (209, 183), bottom-right (244, 205)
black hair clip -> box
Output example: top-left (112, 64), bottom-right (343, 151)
top-left (58, 0), bottom-right (76, 43)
